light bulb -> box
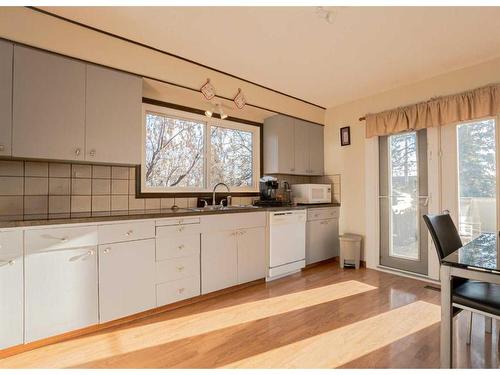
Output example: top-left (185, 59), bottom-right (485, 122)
top-left (205, 109), bottom-right (213, 117)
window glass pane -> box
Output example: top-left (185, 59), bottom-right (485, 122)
top-left (389, 132), bottom-right (419, 260)
top-left (457, 119), bottom-right (496, 243)
top-left (210, 126), bottom-right (253, 188)
top-left (145, 112), bottom-right (204, 188)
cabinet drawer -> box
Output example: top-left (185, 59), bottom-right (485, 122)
top-left (156, 254), bottom-right (200, 284)
top-left (156, 275), bottom-right (200, 307)
top-left (156, 216), bottom-right (200, 227)
top-left (201, 212), bottom-right (266, 232)
top-left (98, 221), bottom-right (154, 244)
top-left (156, 222), bottom-right (201, 237)
top-left (25, 225), bottom-right (97, 253)
top-left (0, 230), bottom-right (23, 259)
top-left (156, 234), bottom-right (200, 261)
top-left (307, 207), bottom-right (339, 221)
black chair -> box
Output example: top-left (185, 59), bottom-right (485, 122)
top-left (423, 214), bottom-right (500, 345)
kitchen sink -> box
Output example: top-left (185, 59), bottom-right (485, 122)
top-left (188, 205), bottom-right (259, 212)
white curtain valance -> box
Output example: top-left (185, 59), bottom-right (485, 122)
top-left (365, 84), bottom-right (500, 138)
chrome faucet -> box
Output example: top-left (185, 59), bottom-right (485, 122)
top-left (212, 182), bottom-right (230, 208)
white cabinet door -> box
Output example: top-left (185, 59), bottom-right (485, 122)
top-left (0, 231), bottom-right (23, 349)
top-left (294, 119), bottom-right (310, 175)
top-left (237, 227), bottom-right (266, 284)
top-left (263, 115), bottom-right (295, 174)
top-left (12, 46), bottom-right (86, 161)
top-left (0, 41), bottom-right (12, 156)
top-left (25, 246), bottom-right (98, 342)
top-left (306, 219), bottom-right (339, 265)
top-left (86, 65), bottom-right (142, 164)
top-left (98, 239), bottom-right (156, 323)
top-left (308, 124), bottom-right (324, 175)
top-left (201, 230), bottom-right (238, 294)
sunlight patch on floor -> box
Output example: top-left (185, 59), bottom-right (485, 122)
top-left (222, 300), bottom-right (440, 368)
top-left (0, 280), bottom-right (376, 368)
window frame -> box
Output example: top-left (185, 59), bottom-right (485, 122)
top-left (141, 103), bottom-right (261, 194)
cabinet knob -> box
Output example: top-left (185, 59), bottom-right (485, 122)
top-left (178, 244), bottom-right (185, 250)
top-left (87, 250), bottom-right (95, 256)
top-left (178, 226), bottom-right (185, 232)
top-left (61, 237), bottom-right (69, 242)
top-left (176, 266), bottom-right (185, 272)
top-left (89, 149), bottom-right (96, 157)
top-left (125, 230), bottom-right (133, 236)
top-left (0, 144), bottom-right (4, 152)
top-left (178, 288), bottom-right (185, 294)
top-left (8, 260), bottom-right (15, 266)
top-left (103, 248), bottom-right (111, 254)
top-left (75, 148), bottom-right (81, 156)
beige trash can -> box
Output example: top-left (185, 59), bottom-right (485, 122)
top-left (339, 233), bottom-right (362, 269)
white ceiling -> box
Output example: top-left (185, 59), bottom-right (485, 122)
top-left (41, 6), bottom-right (500, 108)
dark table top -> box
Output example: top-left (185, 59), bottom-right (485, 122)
top-left (442, 232), bottom-right (500, 273)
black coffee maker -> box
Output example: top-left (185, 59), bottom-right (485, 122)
top-left (257, 176), bottom-right (281, 206)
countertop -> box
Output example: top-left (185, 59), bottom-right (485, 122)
top-left (0, 203), bottom-right (340, 229)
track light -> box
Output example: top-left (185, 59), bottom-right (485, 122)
top-left (205, 109), bottom-right (213, 117)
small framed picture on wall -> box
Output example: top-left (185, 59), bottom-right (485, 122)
top-left (340, 126), bottom-right (351, 146)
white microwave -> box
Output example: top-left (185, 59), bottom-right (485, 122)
top-left (291, 184), bottom-right (332, 204)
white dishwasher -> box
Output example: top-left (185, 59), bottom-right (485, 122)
top-left (267, 209), bottom-right (307, 281)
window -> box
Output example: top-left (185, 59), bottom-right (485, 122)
top-left (142, 104), bottom-right (260, 193)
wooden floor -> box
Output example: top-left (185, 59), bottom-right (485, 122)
top-left (1, 261), bottom-right (498, 368)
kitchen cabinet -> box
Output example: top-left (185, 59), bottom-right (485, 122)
top-left (237, 226), bottom-right (266, 284)
top-left (12, 46), bottom-right (86, 161)
top-left (263, 115), bottom-right (295, 174)
top-left (263, 114), bottom-right (324, 175)
top-left (98, 239), bottom-right (156, 322)
top-left (0, 230), bottom-right (23, 349)
top-left (308, 124), bottom-right (324, 175)
top-left (25, 243), bottom-right (98, 342)
top-left (0, 41), bottom-right (12, 156)
top-left (201, 213), bottom-right (266, 294)
top-left (201, 229), bottom-right (238, 294)
top-left (306, 207), bottom-right (339, 265)
top-left (85, 65), bottom-right (142, 164)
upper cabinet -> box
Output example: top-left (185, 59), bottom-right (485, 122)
top-left (0, 41), bottom-right (13, 157)
top-left (12, 46), bottom-right (86, 161)
top-left (10, 45), bottom-right (142, 165)
top-left (264, 115), bottom-right (324, 176)
top-left (86, 65), bottom-right (142, 165)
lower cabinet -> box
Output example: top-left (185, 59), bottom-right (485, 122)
top-left (202, 226), bottom-right (266, 294)
top-left (0, 231), bottom-right (23, 349)
top-left (201, 230), bottom-right (239, 294)
top-left (306, 217), bottom-right (339, 265)
top-left (237, 227), bottom-right (266, 284)
top-left (25, 246), bottom-right (98, 342)
top-left (98, 239), bottom-right (156, 323)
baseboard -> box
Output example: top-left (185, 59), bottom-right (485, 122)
top-left (0, 278), bottom-right (265, 359)
top-left (375, 264), bottom-right (440, 285)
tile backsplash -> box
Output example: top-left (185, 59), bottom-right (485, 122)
top-left (0, 160), bottom-right (341, 220)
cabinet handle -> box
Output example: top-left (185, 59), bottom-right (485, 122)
top-left (87, 250), bottom-right (95, 256)
top-left (239, 230), bottom-right (246, 235)
top-left (178, 288), bottom-right (185, 294)
top-left (89, 149), bottom-right (96, 157)
top-left (0, 144), bottom-right (4, 152)
top-left (75, 148), bottom-right (81, 157)
top-left (103, 248), bottom-right (111, 254)
top-left (178, 226), bottom-right (185, 232)
top-left (61, 237), bottom-right (69, 242)
top-left (8, 260), bottom-right (15, 266)
top-left (178, 244), bottom-right (185, 250)
top-left (125, 230), bottom-right (134, 236)
top-left (176, 266), bottom-right (184, 272)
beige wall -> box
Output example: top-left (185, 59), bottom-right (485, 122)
top-left (325, 55), bottom-right (500, 260)
top-left (0, 7), bottom-right (324, 125)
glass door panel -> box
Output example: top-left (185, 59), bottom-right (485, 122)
top-left (379, 130), bottom-right (428, 275)
top-left (457, 119), bottom-right (496, 243)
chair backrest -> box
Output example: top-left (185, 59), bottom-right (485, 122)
top-left (422, 214), bottom-right (463, 262)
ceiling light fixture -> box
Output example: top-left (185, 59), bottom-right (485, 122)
top-left (316, 6), bottom-right (335, 24)
top-left (217, 103), bottom-right (228, 120)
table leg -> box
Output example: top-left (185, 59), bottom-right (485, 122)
top-left (440, 265), bottom-right (453, 368)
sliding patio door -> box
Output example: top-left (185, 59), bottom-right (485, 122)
top-left (379, 130), bottom-right (428, 275)
top-left (440, 118), bottom-right (498, 244)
